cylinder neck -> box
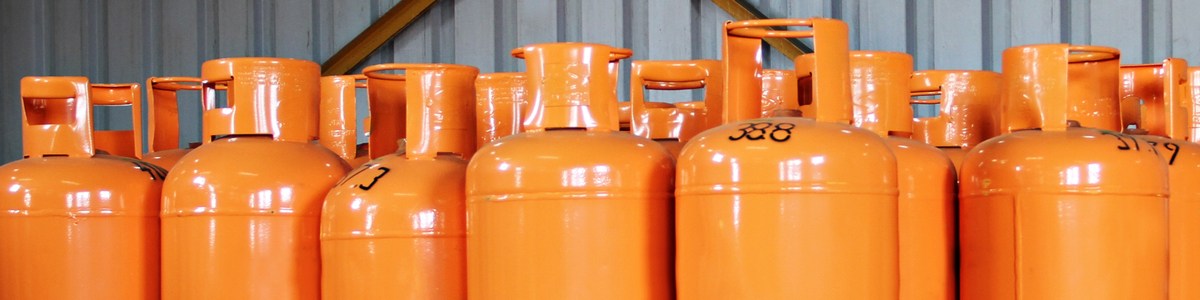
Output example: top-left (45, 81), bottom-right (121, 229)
top-left (364, 63), bottom-right (480, 160)
top-left (514, 42), bottom-right (631, 132)
top-left (1003, 44), bottom-right (1121, 132)
top-left (20, 76), bottom-right (94, 158)
top-left (199, 57), bottom-right (321, 144)
top-left (319, 74), bottom-right (367, 161)
top-left (845, 51), bottom-right (914, 137)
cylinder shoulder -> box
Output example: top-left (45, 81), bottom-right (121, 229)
top-left (676, 117), bottom-right (898, 193)
top-left (0, 156), bottom-right (163, 215)
top-left (162, 138), bottom-right (351, 215)
top-left (468, 131), bottom-right (675, 195)
top-left (962, 129), bottom-right (1168, 195)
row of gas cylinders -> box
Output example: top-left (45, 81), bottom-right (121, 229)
top-left (1, 18), bottom-right (1197, 299)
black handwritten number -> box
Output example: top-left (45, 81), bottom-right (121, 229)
top-left (770, 123), bottom-right (795, 142)
top-left (1164, 142), bottom-right (1181, 165)
top-left (729, 122), bottom-right (771, 141)
top-left (1103, 132), bottom-right (1132, 150)
top-left (1145, 140), bottom-right (1161, 155)
top-left (356, 167), bottom-right (391, 191)
top-left (730, 122), bottom-right (797, 143)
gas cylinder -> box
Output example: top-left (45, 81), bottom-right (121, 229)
top-left (820, 50), bottom-right (957, 299)
top-left (143, 77), bottom-right (216, 170)
top-left (0, 76), bottom-right (163, 299)
top-left (960, 44), bottom-right (1169, 299)
top-left (1120, 58), bottom-right (1200, 299)
top-left (467, 42), bottom-right (674, 299)
top-left (161, 58), bottom-right (350, 300)
top-left (910, 70), bottom-right (1003, 170)
top-left (676, 18), bottom-right (900, 299)
top-left (761, 69), bottom-right (800, 117)
top-left (321, 63), bottom-right (478, 299)
top-left (90, 83), bottom-right (143, 158)
top-left (475, 72), bottom-right (527, 147)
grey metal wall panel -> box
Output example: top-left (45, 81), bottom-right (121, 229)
top-left (5, 0), bottom-right (1200, 162)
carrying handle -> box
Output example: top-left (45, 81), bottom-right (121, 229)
top-left (512, 42), bottom-right (632, 132)
top-left (630, 59), bottom-right (721, 141)
top-left (89, 83), bottom-right (143, 158)
top-left (20, 76), bottom-right (94, 158)
top-left (199, 57), bottom-right (321, 143)
top-left (1002, 44), bottom-right (1120, 132)
top-left (910, 71), bottom-right (946, 104)
top-left (147, 77), bottom-right (213, 152)
top-left (364, 63), bottom-right (479, 160)
top-left (724, 18), bottom-right (850, 124)
top-left (319, 74), bottom-right (367, 161)
top-left (1124, 58), bottom-right (1190, 140)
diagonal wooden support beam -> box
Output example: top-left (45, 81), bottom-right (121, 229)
top-left (711, 0), bottom-right (814, 59)
top-left (321, 0), bottom-right (439, 76)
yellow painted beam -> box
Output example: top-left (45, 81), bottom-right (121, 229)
top-left (321, 0), bottom-right (438, 76)
top-left (711, 0), bottom-right (813, 59)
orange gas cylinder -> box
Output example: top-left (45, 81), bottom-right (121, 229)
top-left (960, 44), bottom-right (1169, 299)
top-left (320, 74), bottom-right (372, 167)
top-left (677, 18), bottom-right (899, 299)
top-left (467, 43), bottom-right (674, 299)
top-left (321, 63), bottom-right (478, 299)
top-left (836, 50), bottom-right (957, 299)
top-left (1120, 58), bottom-right (1200, 299)
top-left (143, 77), bottom-right (214, 170)
top-left (161, 58), bottom-right (350, 300)
top-left (910, 70), bottom-right (1004, 170)
top-left (761, 69), bottom-right (800, 117)
top-left (475, 72), bottom-right (528, 147)
top-left (0, 76), bottom-right (163, 299)
top-left (90, 83), bottom-right (143, 158)
top-left (630, 59), bottom-right (724, 156)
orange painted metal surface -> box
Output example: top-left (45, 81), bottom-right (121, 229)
top-left (761, 69), bottom-right (800, 117)
top-left (676, 101), bottom-right (708, 142)
top-left (1191, 67), bottom-right (1200, 140)
top-left (1002, 46), bottom-right (1122, 133)
top-left (0, 76), bottom-right (163, 299)
top-left (468, 43), bottom-right (674, 299)
top-left (961, 44), bottom-right (1169, 299)
top-left (322, 63), bottom-right (478, 299)
top-left (1121, 58), bottom-right (1200, 300)
top-left (143, 77), bottom-right (213, 170)
top-left (834, 50), bottom-right (957, 300)
top-left (630, 59), bottom-right (722, 156)
top-left (910, 70), bottom-right (1003, 170)
top-left (677, 18), bottom-right (900, 299)
top-left (476, 72), bottom-right (528, 148)
top-left (161, 58), bottom-right (350, 300)
top-left (90, 83), bottom-right (143, 158)
top-left (319, 74), bottom-right (372, 167)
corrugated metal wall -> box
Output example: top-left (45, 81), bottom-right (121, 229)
top-left (3, 0), bottom-right (1200, 162)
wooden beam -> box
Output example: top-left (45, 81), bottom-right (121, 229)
top-left (321, 0), bottom-right (438, 75)
top-left (710, 0), bottom-right (813, 59)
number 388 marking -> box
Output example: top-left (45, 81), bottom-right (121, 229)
top-left (729, 122), bottom-right (795, 142)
